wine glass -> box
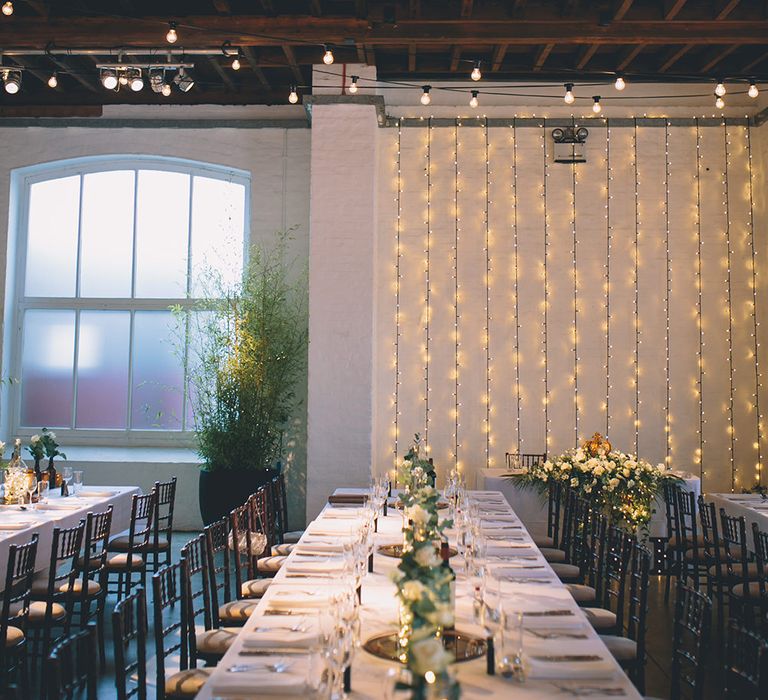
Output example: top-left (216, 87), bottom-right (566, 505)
top-left (25, 473), bottom-right (38, 509)
top-left (37, 479), bottom-right (49, 505)
top-left (73, 470), bottom-right (84, 494)
top-left (61, 466), bottom-right (74, 495)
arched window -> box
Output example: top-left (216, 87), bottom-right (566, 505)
top-left (7, 156), bottom-right (249, 444)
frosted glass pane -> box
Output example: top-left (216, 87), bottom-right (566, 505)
top-left (80, 171), bottom-right (134, 297)
top-left (20, 310), bottom-right (75, 427)
top-left (131, 311), bottom-right (183, 429)
top-left (25, 176), bottom-right (80, 297)
top-left (75, 311), bottom-right (130, 428)
top-left (135, 170), bottom-right (189, 298)
top-left (190, 176), bottom-right (245, 296)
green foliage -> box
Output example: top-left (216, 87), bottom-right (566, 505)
top-left (175, 232), bottom-right (308, 472)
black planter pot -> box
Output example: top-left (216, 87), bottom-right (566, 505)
top-left (199, 467), bottom-right (277, 526)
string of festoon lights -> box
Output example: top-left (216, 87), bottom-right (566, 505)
top-left (723, 120), bottom-right (737, 488)
top-left (392, 118), bottom-right (403, 470)
top-left (633, 119), bottom-right (641, 454)
top-left (453, 119), bottom-right (462, 472)
top-left (605, 120), bottom-right (612, 437)
top-left (511, 121), bottom-right (522, 454)
top-left (746, 125), bottom-right (764, 486)
top-left (542, 119), bottom-right (551, 452)
top-left (664, 121), bottom-right (672, 466)
top-left (423, 117), bottom-right (433, 452)
top-left (571, 122), bottom-right (579, 446)
top-left (695, 119), bottom-right (706, 480)
top-left (484, 118), bottom-right (492, 467)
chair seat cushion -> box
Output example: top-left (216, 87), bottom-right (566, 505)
top-left (730, 582), bottom-right (763, 598)
top-left (256, 555), bottom-right (287, 574)
top-left (600, 634), bottom-right (637, 662)
top-left (550, 563), bottom-right (581, 582)
top-left (76, 555), bottom-right (104, 571)
top-left (219, 600), bottom-right (259, 623)
top-left (667, 534), bottom-right (705, 550)
top-left (32, 577), bottom-right (101, 598)
top-left (282, 530), bottom-right (305, 544)
top-left (708, 562), bottom-right (765, 580)
top-left (583, 607), bottom-right (618, 631)
top-left (108, 533), bottom-right (170, 552)
top-left (4, 626), bottom-right (24, 648)
top-left (241, 578), bottom-right (273, 598)
top-left (272, 543), bottom-right (296, 556)
top-left (565, 583), bottom-right (597, 603)
top-left (165, 668), bottom-right (213, 698)
top-left (684, 546), bottom-right (732, 563)
top-left (106, 553), bottom-right (145, 570)
top-left (10, 600), bottom-right (66, 623)
top-left (540, 547), bottom-right (566, 563)
top-left (533, 535), bottom-right (555, 548)
top-left (195, 627), bottom-right (239, 656)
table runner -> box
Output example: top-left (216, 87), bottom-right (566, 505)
top-left (197, 489), bottom-right (641, 700)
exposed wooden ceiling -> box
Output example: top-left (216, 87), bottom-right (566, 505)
top-left (1, 0), bottom-right (767, 107)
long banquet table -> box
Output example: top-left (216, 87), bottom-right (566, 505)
top-left (0, 485), bottom-right (140, 583)
top-left (710, 492), bottom-right (768, 532)
top-left (197, 489), bottom-right (641, 700)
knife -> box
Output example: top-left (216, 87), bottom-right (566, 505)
top-left (523, 610), bottom-right (574, 617)
top-left (532, 655), bottom-right (603, 662)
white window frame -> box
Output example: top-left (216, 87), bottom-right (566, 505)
top-left (6, 155), bottom-right (250, 447)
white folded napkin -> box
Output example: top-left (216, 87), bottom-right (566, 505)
top-left (242, 621), bottom-right (319, 649)
top-left (77, 490), bottom-right (116, 498)
top-left (267, 590), bottom-right (335, 609)
top-left (35, 503), bottom-right (81, 511)
top-left (481, 516), bottom-right (519, 525)
top-left (285, 558), bottom-right (346, 575)
top-left (321, 508), bottom-right (363, 519)
top-left (210, 667), bottom-right (309, 695)
top-left (524, 653), bottom-right (615, 680)
top-left (305, 521), bottom-right (357, 536)
top-left (494, 566), bottom-right (553, 579)
top-left (487, 543), bottom-right (532, 554)
top-left (294, 541), bottom-right (344, 554)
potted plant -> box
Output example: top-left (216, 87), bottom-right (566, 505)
top-left (176, 234), bottom-right (308, 525)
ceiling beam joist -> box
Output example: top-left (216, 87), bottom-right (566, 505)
top-left (450, 46), bottom-right (461, 71)
top-left (409, 44), bottom-right (417, 72)
top-left (576, 43), bottom-right (600, 69)
top-left (47, 56), bottom-right (99, 92)
top-left (658, 43), bottom-right (694, 72)
top-left (9, 57), bottom-right (62, 90)
top-left (461, 0), bottom-right (474, 18)
top-left (664, 0), bottom-right (688, 20)
top-left (700, 44), bottom-right (740, 73)
top-left (241, 47), bottom-right (270, 88)
top-left (533, 43), bottom-right (554, 71)
top-left (616, 44), bottom-right (645, 71)
top-left (282, 45), bottom-right (304, 83)
top-left (743, 49), bottom-right (768, 72)
top-left (491, 44), bottom-right (507, 71)
top-left (206, 56), bottom-right (236, 90)
top-left (613, 0), bottom-right (634, 21)
top-left (715, 0), bottom-right (741, 20)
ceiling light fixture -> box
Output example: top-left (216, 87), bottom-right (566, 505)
top-left (47, 72), bottom-right (58, 88)
top-left (614, 75), bottom-right (626, 91)
top-left (101, 68), bottom-right (118, 90)
top-left (129, 70), bottom-right (144, 92)
top-left (1, 2), bottom-right (12, 16)
top-left (166, 22), bottom-right (178, 44)
top-left (715, 80), bottom-right (726, 97)
top-left (469, 90), bottom-right (479, 108)
top-left (715, 94), bottom-right (725, 109)
top-left (748, 80), bottom-right (759, 98)
top-left (322, 45), bottom-right (334, 65)
top-left (231, 55), bottom-right (241, 71)
top-left (420, 85), bottom-right (431, 105)
top-left (348, 75), bottom-right (359, 93)
top-left (173, 67), bottom-right (194, 92)
top-left (288, 85), bottom-right (299, 103)
top-left (592, 95), bottom-right (602, 113)
top-left (471, 61), bottom-right (482, 81)
top-left (3, 69), bottom-right (20, 94)
top-left (564, 83), bottom-right (575, 104)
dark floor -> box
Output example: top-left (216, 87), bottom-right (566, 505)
top-left (30, 536), bottom-right (725, 700)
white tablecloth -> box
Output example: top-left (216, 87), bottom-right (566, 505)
top-left (710, 493), bottom-right (768, 535)
top-left (478, 469), bottom-right (701, 539)
top-left (0, 485), bottom-right (139, 585)
top-left (197, 488), bottom-right (641, 700)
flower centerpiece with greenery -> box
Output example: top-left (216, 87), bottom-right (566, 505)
top-left (510, 433), bottom-right (680, 531)
top-left (391, 436), bottom-right (460, 699)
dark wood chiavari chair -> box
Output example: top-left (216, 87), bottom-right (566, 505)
top-left (533, 479), bottom-right (562, 550)
top-left (720, 511), bottom-right (763, 630)
top-left (229, 502), bottom-right (272, 600)
top-left (663, 481), bottom-right (683, 603)
top-left (112, 586), bottom-right (147, 700)
top-left (676, 488), bottom-right (702, 591)
top-left (204, 518), bottom-right (261, 625)
top-left (669, 582), bottom-right (712, 700)
top-left (28, 521), bottom-right (85, 662)
top-left (152, 563), bottom-right (212, 700)
top-left (566, 506), bottom-right (608, 606)
top-left (723, 621), bottom-right (768, 700)
top-left (504, 452), bottom-right (546, 469)
top-left (0, 535), bottom-right (38, 697)
top-left (181, 534), bottom-right (236, 666)
top-left (44, 625), bottom-right (98, 700)
top-left (249, 488), bottom-right (287, 578)
top-left (272, 472), bottom-right (304, 545)
top-left (600, 543), bottom-right (651, 693)
top-left (546, 488), bottom-right (583, 583)
top-left (107, 492), bottom-right (157, 600)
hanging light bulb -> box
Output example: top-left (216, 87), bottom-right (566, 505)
top-left (614, 75), bottom-right (626, 91)
top-left (322, 45), bottom-right (334, 65)
top-left (469, 90), bottom-right (479, 108)
top-left (748, 80), bottom-right (759, 98)
top-left (1, 2), bottom-right (13, 16)
top-left (592, 95), bottom-right (602, 113)
top-left (3, 70), bottom-right (20, 94)
top-left (564, 82), bottom-right (575, 104)
top-left (166, 22), bottom-right (178, 44)
top-left (119, 72), bottom-right (129, 86)
top-left (348, 75), bottom-right (359, 93)
top-left (470, 61), bottom-right (481, 81)
top-left (231, 55), bottom-right (241, 71)
top-left (129, 70), bottom-right (144, 92)
top-left (715, 94), bottom-right (725, 109)
top-left (288, 85), bottom-right (299, 104)
top-left (715, 80), bottom-right (726, 97)
top-left (420, 85), bottom-right (431, 105)
top-left (47, 73), bottom-right (58, 88)
top-left (101, 69), bottom-right (118, 90)
top-left (161, 82), bottom-right (172, 97)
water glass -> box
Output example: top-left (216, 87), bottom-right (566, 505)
top-left (73, 470), bottom-right (84, 494)
top-left (499, 607), bottom-right (524, 681)
top-left (37, 479), bottom-right (49, 504)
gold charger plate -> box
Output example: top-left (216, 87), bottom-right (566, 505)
top-left (377, 544), bottom-right (458, 559)
top-left (363, 629), bottom-right (487, 664)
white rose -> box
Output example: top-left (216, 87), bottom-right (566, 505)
top-left (406, 505), bottom-right (430, 527)
top-left (427, 604), bottom-right (455, 628)
top-left (401, 580), bottom-right (426, 602)
top-left (593, 465), bottom-right (605, 477)
top-left (30, 435), bottom-right (40, 444)
top-left (608, 477), bottom-right (620, 490)
top-left (574, 449), bottom-right (586, 462)
top-left (48, 432), bottom-right (56, 440)
top-left (543, 460), bottom-right (554, 472)
top-left (414, 545), bottom-right (439, 568)
top-left (623, 468), bottom-right (631, 477)
top-left (627, 479), bottom-right (635, 488)
top-left (570, 477), bottom-right (579, 487)
top-left (410, 637), bottom-right (452, 675)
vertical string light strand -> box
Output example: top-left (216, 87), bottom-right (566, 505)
top-left (605, 120), bottom-right (612, 437)
top-left (571, 123), bottom-right (579, 446)
top-left (542, 119), bottom-right (550, 453)
top-left (484, 118), bottom-right (492, 467)
top-left (664, 121), bottom-right (672, 465)
top-left (723, 120), bottom-right (736, 488)
top-left (633, 119), bottom-right (640, 454)
top-left (454, 119), bottom-right (461, 471)
top-left (393, 118), bottom-right (403, 468)
top-left (512, 121), bottom-right (522, 453)
top-left (695, 119), bottom-right (705, 481)
top-left (424, 117), bottom-right (432, 450)
top-left (746, 124), bottom-right (763, 486)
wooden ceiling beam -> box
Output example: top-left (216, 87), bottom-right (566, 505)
top-left (310, 0), bottom-right (323, 16)
top-left (576, 43), bottom-right (600, 69)
top-left (450, 46), bottom-right (461, 71)
top-left (409, 1), bottom-right (421, 19)
top-left (46, 56), bottom-right (99, 92)
top-left (616, 44), bottom-right (644, 71)
top-left (664, 0), bottom-right (688, 20)
top-left (206, 56), bottom-right (236, 90)
top-left (25, 1), bottom-right (49, 17)
top-left (658, 43), bottom-right (694, 72)
top-left (613, 0), bottom-right (634, 20)
top-left (4, 17), bottom-right (768, 48)
top-left (700, 44), bottom-right (740, 73)
top-left (9, 57), bottom-right (62, 90)
top-left (715, 0), bottom-right (741, 20)
top-left (533, 43), bottom-right (554, 71)
top-left (356, 44), bottom-right (366, 63)
top-left (409, 44), bottom-right (417, 72)
top-left (743, 49), bottom-right (768, 72)
top-left (364, 44), bottom-right (376, 67)
top-left (491, 44), bottom-right (507, 71)
top-left (241, 47), bottom-right (270, 88)
top-left (282, 45), bottom-right (304, 84)
top-left (461, 0), bottom-right (474, 18)
top-left (212, 0), bottom-right (231, 13)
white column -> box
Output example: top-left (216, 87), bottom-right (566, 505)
top-left (306, 101), bottom-right (379, 519)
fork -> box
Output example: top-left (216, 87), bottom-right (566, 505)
top-left (525, 629), bottom-right (588, 640)
top-left (227, 661), bottom-right (292, 674)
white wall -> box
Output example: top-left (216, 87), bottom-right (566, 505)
top-left (374, 118), bottom-right (768, 495)
top-left (0, 124), bottom-right (311, 530)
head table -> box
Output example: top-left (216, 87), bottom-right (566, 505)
top-left (0, 485), bottom-right (140, 588)
top-left (197, 488), bottom-right (640, 700)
